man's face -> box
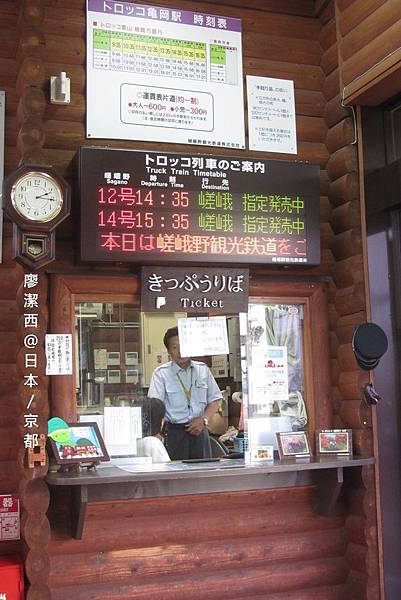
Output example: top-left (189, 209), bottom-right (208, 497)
top-left (168, 336), bottom-right (190, 368)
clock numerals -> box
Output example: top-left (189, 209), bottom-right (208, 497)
top-left (11, 172), bottom-right (64, 223)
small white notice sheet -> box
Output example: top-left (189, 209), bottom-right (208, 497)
top-left (246, 75), bottom-right (297, 154)
top-left (104, 406), bottom-right (142, 456)
top-left (178, 316), bottom-right (229, 357)
top-left (249, 345), bottom-right (289, 405)
top-left (45, 334), bottom-right (73, 375)
top-left (0, 495), bottom-right (20, 541)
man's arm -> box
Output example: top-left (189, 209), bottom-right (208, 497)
top-left (186, 366), bottom-right (221, 435)
top-left (147, 368), bottom-right (165, 401)
top-left (186, 399), bottom-right (219, 435)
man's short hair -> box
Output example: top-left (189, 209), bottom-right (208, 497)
top-left (163, 326), bottom-right (179, 350)
top-left (147, 397), bottom-right (166, 436)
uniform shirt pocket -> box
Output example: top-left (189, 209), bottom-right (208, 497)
top-left (195, 381), bottom-right (208, 405)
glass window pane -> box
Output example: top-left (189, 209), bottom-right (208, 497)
top-left (74, 303), bottom-right (245, 462)
top-left (245, 302), bottom-right (307, 461)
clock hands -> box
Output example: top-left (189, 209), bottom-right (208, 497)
top-left (35, 191), bottom-right (53, 200)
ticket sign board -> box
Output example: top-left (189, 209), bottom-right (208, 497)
top-left (79, 147), bottom-right (320, 265)
top-left (141, 266), bottom-right (249, 313)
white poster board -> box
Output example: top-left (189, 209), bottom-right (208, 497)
top-left (246, 75), bottom-right (297, 154)
top-left (45, 334), bottom-right (73, 375)
top-left (178, 316), bottom-right (229, 357)
top-left (86, 0), bottom-right (245, 148)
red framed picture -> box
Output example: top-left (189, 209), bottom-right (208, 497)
top-left (276, 431), bottom-right (311, 459)
top-left (316, 429), bottom-right (353, 456)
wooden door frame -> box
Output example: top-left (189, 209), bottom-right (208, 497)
top-left (50, 273), bottom-right (139, 421)
top-left (249, 279), bottom-right (332, 441)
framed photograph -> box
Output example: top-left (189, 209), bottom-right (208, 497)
top-left (316, 429), bottom-right (353, 456)
top-left (48, 422), bottom-right (110, 465)
top-left (276, 431), bottom-right (311, 459)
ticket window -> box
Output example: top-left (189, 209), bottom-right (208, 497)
top-left (75, 301), bottom-right (144, 414)
top-left (73, 302), bottom-right (246, 455)
top-left (73, 302), bottom-right (310, 457)
top-left (68, 281), bottom-right (325, 463)
top-left (52, 274), bottom-right (328, 466)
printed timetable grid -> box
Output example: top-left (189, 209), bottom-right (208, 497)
top-left (93, 29), bottom-right (208, 80)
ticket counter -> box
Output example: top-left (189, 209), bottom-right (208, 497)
top-left (42, 272), bottom-right (374, 599)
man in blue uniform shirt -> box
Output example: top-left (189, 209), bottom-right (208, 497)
top-left (148, 326), bottom-right (221, 460)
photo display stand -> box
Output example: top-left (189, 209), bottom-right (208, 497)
top-left (48, 422), bottom-right (110, 472)
top-left (316, 429), bottom-right (353, 457)
top-left (276, 431), bottom-right (311, 461)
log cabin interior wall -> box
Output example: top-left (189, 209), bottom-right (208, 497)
top-left (318, 2), bottom-right (379, 597)
top-left (0, 0), bottom-right (380, 598)
top-left (0, 0), bottom-right (28, 561)
top-left (335, 0), bottom-right (401, 105)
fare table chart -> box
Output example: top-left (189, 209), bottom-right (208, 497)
top-left (46, 456), bottom-right (375, 539)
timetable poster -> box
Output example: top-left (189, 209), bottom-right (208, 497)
top-left (79, 147), bottom-right (320, 265)
top-left (86, 0), bottom-right (245, 148)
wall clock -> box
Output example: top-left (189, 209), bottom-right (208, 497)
top-left (2, 164), bottom-right (71, 269)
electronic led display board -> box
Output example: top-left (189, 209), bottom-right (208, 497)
top-left (79, 147), bottom-right (320, 265)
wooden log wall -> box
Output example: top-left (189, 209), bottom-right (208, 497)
top-left (47, 487), bottom-right (348, 600)
top-left (0, 2), bottom-right (52, 597)
top-left (334, 0), bottom-right (401, 105)
top-left (0, 0), bottom-right (381, 597)
top-left (317, 1), bottom-right (378, 598)
top-left (0, 0), bottom-right (22, 558)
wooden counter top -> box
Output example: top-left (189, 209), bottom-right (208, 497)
top-left (46, 456), bottom-right (375, 539)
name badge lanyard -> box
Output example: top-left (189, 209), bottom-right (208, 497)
top-left (176, 369), bottom-right (193, 408)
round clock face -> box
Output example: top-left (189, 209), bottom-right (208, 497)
top-left (11, 172), bottom-right (63, 223)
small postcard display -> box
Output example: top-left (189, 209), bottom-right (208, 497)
top-left (250, 445), bottom-right (274, 462)
top-left (276, 431), bottom-right (311, 460)
top-left (316, 429), bottom-right (353, 456)
top-left (47, 418), bottom-right (110, 468)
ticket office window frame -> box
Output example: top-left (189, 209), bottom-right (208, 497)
top-left (247, 281), bottom-right (331, 445)
top-left (50, 273), bottom-right (331, 452)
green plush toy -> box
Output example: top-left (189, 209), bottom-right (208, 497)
top-left (47, 417), bottom-right (72, 445)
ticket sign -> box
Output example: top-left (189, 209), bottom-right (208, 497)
top-left (141, 266), bottom-right (249, 313)
top-left (79, 147), bottom-right (320, 265)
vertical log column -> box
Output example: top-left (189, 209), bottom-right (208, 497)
top-left (16, 277), bottom-right (51, 600)
top-left (16, 0), bottom-right (46, 164)
top-left (318, 2), bottom-right (379, 598)
top-left (15, 1), bottom-right (51, 599)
